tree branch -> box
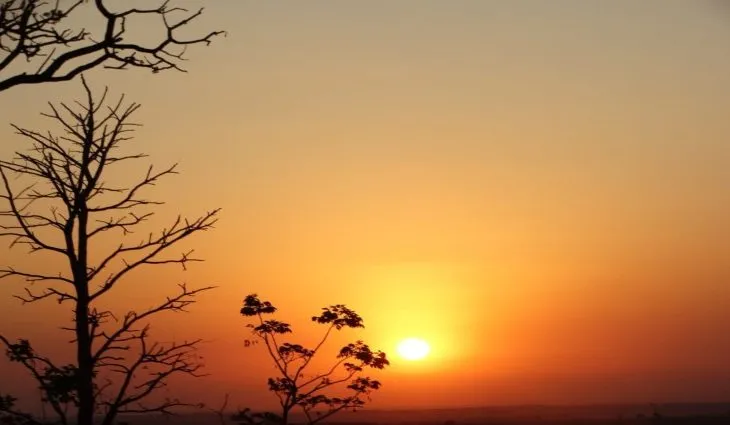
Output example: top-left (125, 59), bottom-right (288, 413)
top-left (0, 393), bottom-right (44, 425)
top-left (0, 0), bottom-right (226, 92)
top-left (89, 210), bottom-right (219, 299)
top-left (238, 296), bottom-right (389, 425)
top-left (0, 336), bottom-right (71, 425)
top-left (1, 77), bottom-right (219, 425)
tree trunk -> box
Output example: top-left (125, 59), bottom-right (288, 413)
top-left (75, 291), bottom-right (94, 425)
top-left (282, 409), bottom-right (289, 425)
top-left (75, 208), bottom-right (94, 425)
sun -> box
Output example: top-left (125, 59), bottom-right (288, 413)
top-left (396, 338), bottom-right (430, 361)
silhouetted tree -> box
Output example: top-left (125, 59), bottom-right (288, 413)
top-left (235, 295), bottom-right (389, 425)
top-left (0, 0), bottom-right (225, 93)
top-left (0, 77), bottom-right (220, 425)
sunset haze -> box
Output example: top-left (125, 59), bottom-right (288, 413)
top-left (0, 0), bottom-right (729, 412)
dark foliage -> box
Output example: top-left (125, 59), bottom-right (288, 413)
top-left (235, 295), bottom-right (389, 425)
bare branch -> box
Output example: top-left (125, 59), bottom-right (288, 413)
top-left (93, 283), bottom-right (214, 362)
top-left (0, 267), bottom-right (73, 285)
top-left (99, 331), bottom-right (205, 418)
top-left (0, 167), bottom-right (68, 255)
top-left (89, 209), bottom-right (220, 298)
top-left (0, 0), bottom-right (226, 92)
top-left (0, 79), bottom-right (219, 425)
top-left (12, 285), bottom-right (76, 305)
top-left (208, 393), bottom-right (230, 425)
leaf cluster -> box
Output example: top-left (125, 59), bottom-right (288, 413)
top-left (237, 295), bottom-right (389, 425)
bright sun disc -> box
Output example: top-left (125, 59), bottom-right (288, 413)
top-left (396, 338), bottom-right (430, 361)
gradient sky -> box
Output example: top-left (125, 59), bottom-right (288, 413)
top-left (1, 0), bottom-right (729, 410)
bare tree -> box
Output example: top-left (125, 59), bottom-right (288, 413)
top-left (235, 295), bottom-right (390, 425)
top-left (0, 77), bottom-right (220, 425)
top-left (0, 0), bottom-right (225, 92)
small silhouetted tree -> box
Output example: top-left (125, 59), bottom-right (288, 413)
top-left (0, 77), bottom-right (220, 425)
top-left (0, 0), bottom-right (225, 93)
top-left (235, 295), bottom-right (389, 425)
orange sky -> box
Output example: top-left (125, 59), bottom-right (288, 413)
top-left (1, 0), bottom-right (729, 411)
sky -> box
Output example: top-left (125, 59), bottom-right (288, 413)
top-left (0, 0), bottom-right (729, 411)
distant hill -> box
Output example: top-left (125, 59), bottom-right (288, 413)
top-left (289, 403), bottom-right (730, 422)
top-left (113, 402), bottom-right (730, 425)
